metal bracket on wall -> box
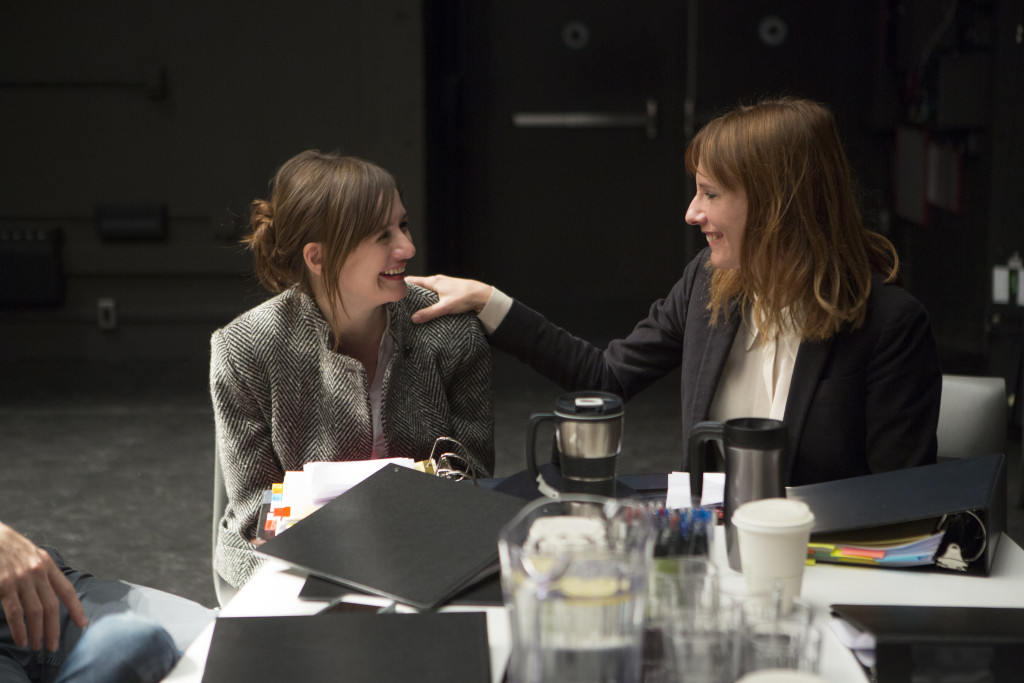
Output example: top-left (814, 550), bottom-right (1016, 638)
top-left (0, 65), bottom-right (167, 100)
top-left (94, 205), bottom-right (168, 241)
top-left (512, 98), bottom-right (658, 139)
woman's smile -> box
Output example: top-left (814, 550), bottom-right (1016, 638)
top-left (686, 166), bottom-right (748, 270)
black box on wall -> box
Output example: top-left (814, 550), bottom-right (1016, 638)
top-left (0, 227), bottom-right (65, 307)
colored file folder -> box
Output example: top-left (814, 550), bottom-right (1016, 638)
top-left (806, 528), bottom-right (945, 568)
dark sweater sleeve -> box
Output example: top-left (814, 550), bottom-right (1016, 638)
top-left (488, 253), bottom-right (704, 400)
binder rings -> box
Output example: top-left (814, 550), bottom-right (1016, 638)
top-left (201, 612), bottom-right (491, 683)
top-left (257, 464), bottom-right (527, 610)
top-left (831, 604), bottom-right (1024, 683)
top-left (787, 453), bottom-right (1006, 575)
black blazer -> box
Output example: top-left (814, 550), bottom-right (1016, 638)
top-left (489, 249), bottom-right (941, 486)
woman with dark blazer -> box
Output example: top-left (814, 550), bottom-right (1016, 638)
top-left (408, 97), bottom-right (941, 486)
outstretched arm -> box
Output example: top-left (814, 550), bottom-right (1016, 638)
top-left (405, 275), bottom-right (493, 324)
top-left (0, 522), bottom-right (87, 651)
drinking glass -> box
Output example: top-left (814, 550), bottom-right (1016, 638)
top-left (740, 598), bottom-right (822, 674)
top-left (661, 581), bottom-right (742, 683)
top-left (643, 557), bottom-right (719, 682)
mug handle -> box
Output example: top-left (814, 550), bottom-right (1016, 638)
top-left (526, 412), bottom-right (558, 483)
top-left (687, 421), bottom-right (725, 509)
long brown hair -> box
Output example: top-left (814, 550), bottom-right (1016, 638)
top-left (244, 150), bottom-right (397, 311)
top-left (685, 97), bottom-right (898, 341)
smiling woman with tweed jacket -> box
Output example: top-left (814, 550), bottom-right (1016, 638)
top-left (210, 151), bottom-right (494, 589)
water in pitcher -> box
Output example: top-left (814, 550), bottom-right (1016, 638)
top-left (506, 569), bottom-right (646, 683)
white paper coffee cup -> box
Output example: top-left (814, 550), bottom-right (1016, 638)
top-left (732, 498), bottom-right (815, 610)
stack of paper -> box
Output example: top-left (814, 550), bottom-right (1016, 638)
top-left (304, 458), bottom-right (417, 506)
top-left (261, 458), bottom-right (419, 537)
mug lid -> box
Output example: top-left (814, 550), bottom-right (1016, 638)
top-left (554, 391), bottom-right (623, 419)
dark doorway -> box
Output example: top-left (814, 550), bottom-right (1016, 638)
top-left (425, 1), bottom-right (690, 340)
top-left (425, 2), bottom-right (879, 341)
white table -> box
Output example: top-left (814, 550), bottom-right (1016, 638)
top-left (164, 532), bottom-right (1024, 682)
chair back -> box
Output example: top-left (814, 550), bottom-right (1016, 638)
top-left (213, 444), bottom-right (239, 607)
top-left (936, 374), bottom-right (1007, 459)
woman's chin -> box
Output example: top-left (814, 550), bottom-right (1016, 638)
top-left (379, 278), bottom-right (408, 301)
top-left (709, 254), bottom-right (740, 270)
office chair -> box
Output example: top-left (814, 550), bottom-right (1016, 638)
top-left (936, 374), bottom-right (1007, 461)
top-left (212, 445), bottom-right (239, 607)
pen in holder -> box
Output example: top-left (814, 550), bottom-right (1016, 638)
top-left (646, 503), bottom-right (715, 562)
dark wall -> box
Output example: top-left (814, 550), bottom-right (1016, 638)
top-left (883, 0), bottom-right (1022, 373)
top-left (423, 0), bottom-right (1022, 372)
top-left (2, 0), bottom-right (1021, 374)
top-left (0, 1), bottom-right (425, 361)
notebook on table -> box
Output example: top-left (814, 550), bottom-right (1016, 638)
top-left (257, 464), bottom-right (527, 610)
top-left (831, 604), bottom-right (1024, 683)
top-left (201, 612), bottom-right (491, 683)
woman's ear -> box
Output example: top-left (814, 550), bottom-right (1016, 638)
top-left (302, 242), bottom-right (324, 276)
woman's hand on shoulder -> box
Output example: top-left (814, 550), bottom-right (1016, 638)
top-left (406, 275), bottom-right (493, 324)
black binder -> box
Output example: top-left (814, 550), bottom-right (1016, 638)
top-left (201, 612), bottom-right (490, 683)
top-left (257, 465), bottom-right (527, 610)
top-left (299, 571), bottom-right (505, 606)
top-left (787, 453), bottom-right (1006, 575)
top-left (831, 604), bottom-right (1024, 683)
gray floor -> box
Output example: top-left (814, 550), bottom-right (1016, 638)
top-left (1, 355), bottom-right (1021, 610)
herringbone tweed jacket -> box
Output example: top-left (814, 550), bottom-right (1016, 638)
top-left (210, 284), bottom-right (494, 588)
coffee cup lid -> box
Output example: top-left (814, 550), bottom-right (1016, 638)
top-left (732, 498), bottom-right (815, 533)
top-left (554, 391), bottom-right (623, 419)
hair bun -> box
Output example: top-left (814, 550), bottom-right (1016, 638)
top-left (250, 198), bottom-right (274, 233)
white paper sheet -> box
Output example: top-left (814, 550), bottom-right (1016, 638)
top-left (303, 458), bottom-right (417, 506)
top-left (665, 472), bottom-right (726, 509)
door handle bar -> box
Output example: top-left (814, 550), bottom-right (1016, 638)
top-left (512, 98), bottom-right (658, 139)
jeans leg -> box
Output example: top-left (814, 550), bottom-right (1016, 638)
top-left (0, 655), bottom-right (32, 683)
top-left (76, 580), bottom-right (213, 654)
top-left (53, 614), bottom-right (178, 683)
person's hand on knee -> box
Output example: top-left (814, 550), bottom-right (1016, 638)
top-left (0, 522), bottom-right (87, 651)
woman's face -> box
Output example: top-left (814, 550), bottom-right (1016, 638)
top-left (337, 190), bottom-right (416, 311)
top-left (685, 165), bottom-right (748, 270)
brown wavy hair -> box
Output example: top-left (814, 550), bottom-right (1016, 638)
top-left (243, 150), bottom-right (397, 310)
top-left (685, 97), bottom-right (899, 342)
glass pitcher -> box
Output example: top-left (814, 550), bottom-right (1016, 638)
top-left (498, 495), bottom-right (654, 683)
